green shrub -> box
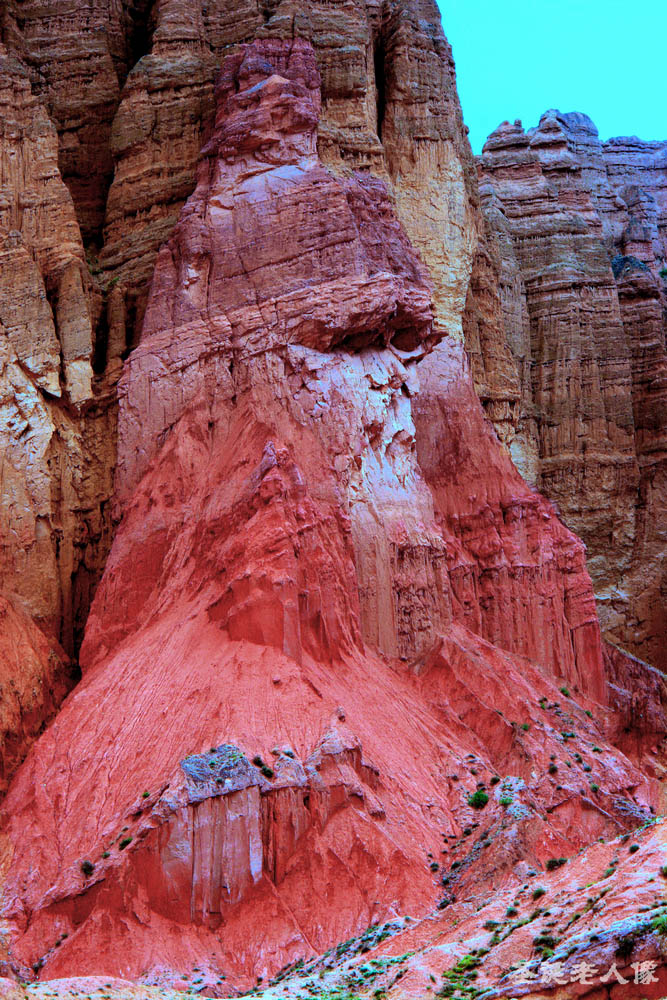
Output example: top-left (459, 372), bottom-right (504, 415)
top-left (660, 865), bottom-right (667, 877)
top-left (521, 723), bottom-right (530, 731)
top-left (80, 859), bottom-right (94, 877)
top-left (506, 906), bottom-right (518, 917)
top-left (559, 686), bottom-right (570, 697)
top-left (629, 843), bottom-right (639, 853)
top-left (252, 755), bottom-right (264, 767)
top-left (261, 764), bottom-right (275, 779)
top-left (548, 763), bottom-right (558, 775)
top-left (532, 887), bottom-right (546, 900)
top-left (500, 795), bottom-right (513, 807)
top-left (590, 783), bottom-right (599, 793)
top-left (490, 775), bottom-right (500, 785)
top-left (142, 790), bottom-right (150, 798)
top-left (467, 790), bottom-right (489, 809)
top-left (102, 851), bottom-right (110, 859)
top-left (616, 932), bottom-right (639, 959)
top-left (546, 857), bottom-right (567, 871)
top-left (119, 837), bottom-right (132, 850)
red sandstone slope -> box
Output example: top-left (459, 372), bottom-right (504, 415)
top-left (0, 40), bottom-right (664, 996)
top-left (2, 0), bottom-right (663, 821)
top-left (0, 598), bottom-right (72, 796)
top-left (0, 376), bottom-right (659, 987)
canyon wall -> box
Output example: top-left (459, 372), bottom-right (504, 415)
top-left (0, 2), bottom-right (664, 997)
top-left (477, 110), bottom-right (666, 669)
top-left (0, 0), bottom-right (480, 775)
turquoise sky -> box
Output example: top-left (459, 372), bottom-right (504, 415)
top-left (438, 0), bottom-right (665, 153)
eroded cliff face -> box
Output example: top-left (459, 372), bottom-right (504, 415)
top-left (476, 111), bottom-right (666, 669)
top-left (2, 0), bottom-right (478, 349)
top-left (0, 0), bottom-right (480, 781)
top-left (0, 596), bottom-right (74, 797)
top-left (0, 49), bottom-right (117, 779)
top-left (0, 32), bottom-right (664, 997)
top-left (0, 4), bottom-right (665, 999)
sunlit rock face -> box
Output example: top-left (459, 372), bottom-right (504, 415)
top-left (477, 111), bottom-right (667, 669)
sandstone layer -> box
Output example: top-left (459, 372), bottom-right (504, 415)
top-left (0, 38), bottom-right (663, 998)
top-left (0, 0), bottom-right (480, 775)
top-left (0, 3), bottom-right (664, 999)
top-left (0, 596), bottom-right (73, 796)
top-left (477, 111), bottom-right (667, 669)
top-left (0, 49), bottom-right (117, 665)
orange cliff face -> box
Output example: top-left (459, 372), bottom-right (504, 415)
top-left (0, 38), bottom-right (664, 996)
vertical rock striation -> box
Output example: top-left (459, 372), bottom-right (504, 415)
top-left (477, 111), bottom-right (667, 667)
top-left (0, 51), bottom-right (116, 657)
top-left (0, 39), bottom-right (656, 989)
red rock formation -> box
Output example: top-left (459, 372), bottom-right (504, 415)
top-left (0, 0), bottom-right (480, 652)
top-left (0, 596), bottom-right (73, 796)
top-left (0, 41), bottom-right (661, 994)
top-left (0, 47), bottom-right (118, 789)
top-left (0, 51), bottom-right (117, 656)
top-left (415, 339), bottom-right (606, 700)
top-left (248, 816), bottom-right (667, 999)
top-left (0, 4), bottom-right (664, 998)
top-left (478, 111), bottom-right (667, 669)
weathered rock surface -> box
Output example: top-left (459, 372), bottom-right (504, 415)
top-left (415, 339), bottom-right (607, 698)
top-left (0, 4), bottom-right (664, 999)
top-left (478, 111), bottom-right (667, 669)
top-left (0, 0), bottom-right (481, 648)
top-left (0, 50), bottom-right (117, 658)
top-left (0, 47), bottom-right (119, 787)
top-left (98, 0), bottom-right (479, 353)
top-left (0, 596), bottom-right (73, 796)
top-left (0, 39), bottom-right (662, 995)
